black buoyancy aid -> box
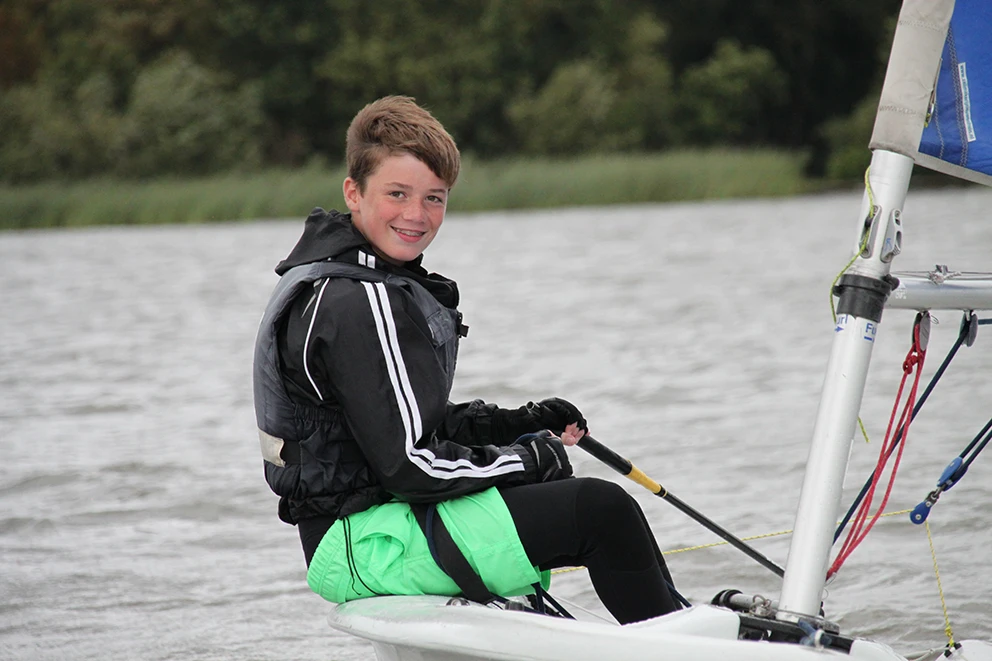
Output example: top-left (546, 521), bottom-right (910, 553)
top-left (253, 260), bottom-right (463, 522)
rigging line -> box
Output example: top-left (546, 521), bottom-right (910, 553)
top-left (959, 416), bottom-right (992, 470)
top-left (828, 318), bottom-right (927, 579)
top-left (537, 587), bottom-right (575, 619)
top-left (834, 314), bottom-right (974, 543)
top-left (830, 165), bottom-right (876, 324)
top-left (925, 520), bottom-right (955, 649)
top-left (550, 509), bottom-right (913, 576)
top-left (827, 166), bottom-right (876, 447)
top-left (910, 417), bottom-right (991, 525)
top-left (856, 416), bottom-right (870, 445)
top-left (665, 508), bottom-right (916, 556)
top-left (864, 165), bottom-right (876, 212)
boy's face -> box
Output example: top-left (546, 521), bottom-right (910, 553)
top-left (343, 153), bottom-right (448, 265)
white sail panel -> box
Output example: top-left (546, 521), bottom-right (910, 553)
top-left (869, 0), bottom-right (955, 157)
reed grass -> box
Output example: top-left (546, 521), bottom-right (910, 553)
top-left (0, 149), bottom-right (814, 230)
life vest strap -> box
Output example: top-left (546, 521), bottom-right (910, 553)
top-left (410, 503), bottom-right (498, 605)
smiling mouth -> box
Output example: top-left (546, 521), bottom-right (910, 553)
top-left (393, 227), bottom-right (426, 238)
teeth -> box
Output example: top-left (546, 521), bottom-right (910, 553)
top-left (395, 229), bottom-right (425, 237)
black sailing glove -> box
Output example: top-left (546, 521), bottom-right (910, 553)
top-left (514, 430), bottom-right (573, 482)
top-left (491, 398), bottom-right (588, 442)
top-left (537, 397), bottom-right (588, 434)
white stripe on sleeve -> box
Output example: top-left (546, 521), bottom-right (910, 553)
top-left (361, 281), bottom-right (524, 479)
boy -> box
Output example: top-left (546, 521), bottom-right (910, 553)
top-left (253, 96), bottom-right (679, 623)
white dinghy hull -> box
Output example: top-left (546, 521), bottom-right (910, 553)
top-left (328, 596), bottom-right (918, 661)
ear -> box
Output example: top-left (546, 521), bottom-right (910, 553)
top-left (343, 177), bottom-right (362, 213)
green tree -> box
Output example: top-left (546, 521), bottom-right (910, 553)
top-left (116, 51), bottom-right (265, 177)
top-left (506, 11), bottom-right (674, 155)
top-left (611, 12), bottom-right (675, 149)
top-left (207, 1), bottom-right (341, 164)
top-left (0, 1), bottom-right (45, 89)
top-left (0, 0), bottom-right (231, 181)
top-left (649, 0), bottom-right (901, 146)
top-left (0, 0), bottom-right (903, 182)
top-left (508, 60), bottom-right (625, 155)
top-left (674, 39), bottom-right (787, 145)
top-left (313, 0), bottom-right (502, 155)
top-left (0, 70), bottom-right (121, 181)
top-left (819, 93), bottom-right (877, 179)
top-left (811, 11), bottom-right (898, 179)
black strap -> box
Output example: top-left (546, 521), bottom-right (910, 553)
top-left (410, 503), bottom-right (498, 605)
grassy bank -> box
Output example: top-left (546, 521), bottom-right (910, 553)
top-left (0, 149), bottom-right (817, 230)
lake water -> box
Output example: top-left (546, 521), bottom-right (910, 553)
top-left (2, 187), bottom-right (991, 660)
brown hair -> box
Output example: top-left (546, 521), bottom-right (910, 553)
top-left (345, 96), bottom-right (460, 192)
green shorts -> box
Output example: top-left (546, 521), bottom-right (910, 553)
top-left (307, 487), bottom-right (549, 602)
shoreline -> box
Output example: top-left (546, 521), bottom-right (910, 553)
top-left (0, 149), bottom-right (870, 231)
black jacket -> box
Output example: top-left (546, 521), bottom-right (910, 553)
top-left (262, 209), bottom-right (546, 524)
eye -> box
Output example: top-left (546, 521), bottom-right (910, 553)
top-left (427, 194), bottom-right (446, 205)
top-left (389, 190), bottom-right (406, 199)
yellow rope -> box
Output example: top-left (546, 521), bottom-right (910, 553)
top-left (661, 528), bottom-right (794, 555)
top-left (925, 520), bottom-right (955, 648)
top-left (864, 165), bottom-right (876, 218)
top-left (550, 509), bottom-right (912, 574)
top-left (857, 416), bottom-right (870, 444)
top-left (825, 166), bottom-right (876, 444)
top-left (830, 165), bottom-right (875, 324)
top-left (550, 565), bottom-right (588, 576)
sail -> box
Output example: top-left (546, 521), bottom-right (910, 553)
top-left (870, 0), bottom-right (992, 187)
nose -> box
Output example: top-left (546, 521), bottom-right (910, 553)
top-left (402, 200), bottom-right (426, 222)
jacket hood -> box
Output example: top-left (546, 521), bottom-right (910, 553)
top-left (275, 208), bottom-right (369, 275)
top-left (273, 207), bottom-right (454, 307)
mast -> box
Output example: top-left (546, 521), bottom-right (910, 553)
top-left (777, 150), bottom-right (912, 620)
top-left (776, 0), bottom-right (957, 621)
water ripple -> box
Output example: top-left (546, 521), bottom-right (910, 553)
top-left (2, 191), bottom-right (991, 659)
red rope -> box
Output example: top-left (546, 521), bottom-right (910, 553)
top-left (827, 320), bottom-right (927, 580)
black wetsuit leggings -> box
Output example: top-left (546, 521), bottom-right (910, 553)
top-left (500, 477), bottom-right (678, 625)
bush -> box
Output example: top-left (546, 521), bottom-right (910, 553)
top-left (0, 72), bottom-right (121, 182)
top-left (508, 60), bottom-right (627, 155)
top-left (507, 13), bottom-right (675, 156)
top-left (115, 51), bottom-right (266, 177)
top-left (611, 13), bottom-right (675, 149)
top-left (674, 39), bottom-right (787, 145)
top-left (0, 51), bottom-right (267, 182)
top-left (819, 93), bottom-right (877, 180)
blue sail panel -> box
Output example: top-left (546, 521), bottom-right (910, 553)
top-left (918, 0), bottom-right (992, 182)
